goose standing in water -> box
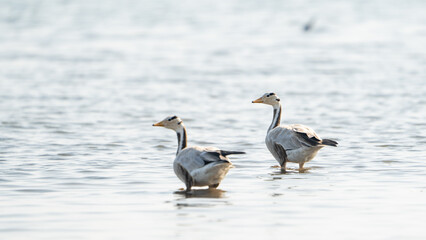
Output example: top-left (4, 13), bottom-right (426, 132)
top-left (252, 93), bottom-right (338, 172)
top-left (153, 116), bottom-right (245, 191)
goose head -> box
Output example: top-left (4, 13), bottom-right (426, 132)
top-left (252, 92), bottom-right (281, 106)
top-left (153, 115), bottom-right (184, 131)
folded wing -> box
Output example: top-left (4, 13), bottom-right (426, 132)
top-left (176, 147), bottom-right (244, 174)
top-left (269, 124), bottom-right (323, 151)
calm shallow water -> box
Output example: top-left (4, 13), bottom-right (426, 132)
top-left (1, 0), bottom-right (426, 239)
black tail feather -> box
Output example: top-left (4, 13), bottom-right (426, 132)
top-left (220, 150), bottom-right (246, 156)
top-left (321, 139), bottom-right (338, 147)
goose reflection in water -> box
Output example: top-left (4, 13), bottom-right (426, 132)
top-left (173, 189), bottom-right (228, 209)
top-left (269, 165), bottom-right (315, 174)
top-left (174, 188), bottom-right (226, 199)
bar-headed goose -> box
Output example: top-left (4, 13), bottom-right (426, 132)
top-left (252, 93), bottom-right (337, 172)
top-left (153, 115), bottom-right (245, 191)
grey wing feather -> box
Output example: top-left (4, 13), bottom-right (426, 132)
top-left (199, 151), bottom-right (230, 164)
top-left (294, 132), bottom-right (321, 147)
top-left (291, 124), bottom-right (321, 141)
top-left (177, 152), bottom-right (206, 173)
top-left (269, 124), bottom-right (322, 150)
top-left (273, 143), bottom-right (288, 167)
top-left (176, 163), bottom-right (194, 190)
top-left (177, 148), bottom-right (231, 174)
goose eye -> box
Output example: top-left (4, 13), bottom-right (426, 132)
top-left (266, 94), bottom-right (270, 97)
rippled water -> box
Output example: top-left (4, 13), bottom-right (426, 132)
top-left (1, 0), bottom-right (426, 239)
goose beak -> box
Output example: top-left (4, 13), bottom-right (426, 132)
top-left (252, 97), bottom-right (263, 103)
top-left (153, 121), bottom-right (164, 127)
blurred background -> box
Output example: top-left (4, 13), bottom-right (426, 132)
top-left (1, 0), bottom-right (425, 239)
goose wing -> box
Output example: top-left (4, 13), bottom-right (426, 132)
top-left (175, 163), bottom-right (194, 190)
top-left (290, 124), bottom-right (322, 147)
top-left (175, 147), bottom-right (236, 174)
top-left (268, 124), bottom-right (322, 150)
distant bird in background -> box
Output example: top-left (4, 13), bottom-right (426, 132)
top-left (303, 18), bottom-right (315, 32)
top-left (153, 116), bottom-right (245, 191)
top-left (252, 93), bottom-right (337, 172)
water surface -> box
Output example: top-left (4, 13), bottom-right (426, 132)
top-left (1, 0), bottom-right (426, 239)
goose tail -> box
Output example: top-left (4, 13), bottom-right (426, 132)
top-left (220, 150), bottom-right (246, 156)
top-left (321, 139), bottom-right (338, 147)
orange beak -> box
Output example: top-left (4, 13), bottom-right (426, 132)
top-left (152, 121), bottom-right (164, 127)
top-left (252, 97), bottom-right (263, 103)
